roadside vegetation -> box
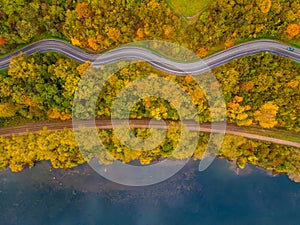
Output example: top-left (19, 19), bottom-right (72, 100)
top-left (0, 51), bottom-right (299, 179)
top-left (0, 52), bottom-right (299, 131)
top-left (0, 0), bottom-right (300, 179)
top-left (0, 0), bottom-right (299, 56)
top-left (1, 126), bottom-right (300, 183)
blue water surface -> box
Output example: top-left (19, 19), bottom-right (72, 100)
top-left (0, 158), bottom-right (300, 225)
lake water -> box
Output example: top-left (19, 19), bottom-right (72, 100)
top-left (1, 158), bottom-right (300, 225)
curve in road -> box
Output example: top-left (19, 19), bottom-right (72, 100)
top-left (0, 39), bottom-right (300, 74)
top-left (0, 39), bottom-right (299, 148)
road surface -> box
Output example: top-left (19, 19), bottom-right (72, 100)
top-left (0, 39), bottom-right (299, 148)
top-left (0, 39), bottom-right (300, 75)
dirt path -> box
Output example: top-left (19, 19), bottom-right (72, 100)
top-left (0, 119), bottom-right (299, 148)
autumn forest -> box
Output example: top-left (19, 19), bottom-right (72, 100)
top-left (0, 0), bottom-right (300, 181)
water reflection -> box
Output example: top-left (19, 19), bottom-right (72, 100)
top-left (0, 158), bottom-right (300, 225)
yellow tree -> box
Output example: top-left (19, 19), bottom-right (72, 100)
top-left (136, 28), bottom-right (144, 39)
top-left (76, 61), bottom-right (91, 77)
top-left (47, 108), bottom-right (72, 120)
top-left (226, 96), bottom-right (252, 126)
top-left (254, 102), bottom-right (279, 128)
top-left (0, 103), bottom-right (17, 117)
top-left (239, 81), bottom-right (254, 92)
top-left (75, 2), bottom-right (90, 19)
top-left (196, 47), bottom-right (207, 57)
top-left (163, 25), bottom-right (175, 38)
top-left (71, 38), bottom-right (81, 47)
top-left (106, 27), bottom-right (121, 42)
top-left (258, 0), bottom-right (272, 13)
top-left (225, 39), bottom-right (235, 49)
top-left (96, 34), bottom-right (109, 49)
top-left (88, 37), bottom-right (98, 51)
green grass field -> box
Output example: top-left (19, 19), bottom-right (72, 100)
top-left (0, 69), bottom-right (7, 76)
top-left (293, 42), bottom-right (300, 48)
top-left (166, 0), bottom-right (213, 17)
top-left (236, 125), bottom-right (300, 144)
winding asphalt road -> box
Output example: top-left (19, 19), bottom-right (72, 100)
top-left (0, 39), bottom-right (300, 74)
top-left (0, 39), bottom-right (300, 148)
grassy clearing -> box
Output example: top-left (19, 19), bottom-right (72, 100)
top-left (292, 43), bottom-right (300, 68)
top-left (292, 42), bottom-right (300, 48)
top-left (236, 125), bottom-right (300, 143)
top-left (166, 0), bottom-right (212, 17)
top-left (293, 62), bottom-right (300, 69)
top-left (283, 136), bottom-right (300, 143)
top-left (0, 69), bottom-right (7, 76)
